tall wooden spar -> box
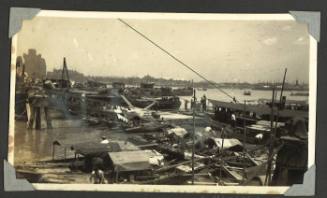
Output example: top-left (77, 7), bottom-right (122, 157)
top-left (192, 80), bottom-right (196, 184)
top-left (264, 68), bottom-right (287, 185)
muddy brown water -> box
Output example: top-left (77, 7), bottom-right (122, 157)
top-left (14, 117), bottom-right (208, 165)
top-left (14, 119), bottom-right (132, 165)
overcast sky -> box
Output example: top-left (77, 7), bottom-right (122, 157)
top-left (17, 16), bottom-right (310, 83)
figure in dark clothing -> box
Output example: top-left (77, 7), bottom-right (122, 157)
top-left (201, 94), bottom-right (207, 112)
top-left (184, 100), bottom-right (189, 110)
top-left (191, 98), bottom-right (194, 110)
top-left (271, 118), bottom-right (308, 186)
top-left (271, 139), bottom-right (307, 185)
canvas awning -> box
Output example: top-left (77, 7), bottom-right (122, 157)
top-left (167, 127), bottom-right (188, 138)
top-left (256, 120), bottom-right (285, 127)
top-left (109, 150), bottom-right (153, 172)
top-left (72, 140), bottom-right (139, 156)
top-left (72, 141), bottom-right (122, 156)
top-left (207, 138), bottom-right (243, 150)
top-left (245, 120), bottom-right (285, 133)
top-left (246, 124), bottom-right (271, 132)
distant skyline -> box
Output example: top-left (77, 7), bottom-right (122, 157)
top-left (17, 16), bottom-right (310, 83)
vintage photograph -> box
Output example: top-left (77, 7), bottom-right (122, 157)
top-left (9, 11), bottom-right (316, 192)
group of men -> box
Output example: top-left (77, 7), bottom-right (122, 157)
top-left (89, 136), bottom-right (109, 184)
top-left (185, 94), bottom-right (207, 112)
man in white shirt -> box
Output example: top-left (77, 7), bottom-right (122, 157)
top-left (89, 167), bottom-right (106, 184)
top-left (231, 113), bottom-right (236, 127)
top-left (100, 136), bottom-right (109, 144)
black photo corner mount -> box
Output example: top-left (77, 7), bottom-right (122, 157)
top-left (4, 7), bottom-right (320, 195)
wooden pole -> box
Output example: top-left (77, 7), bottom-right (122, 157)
top-left (61, 58), bottom-right (65, 89)
top-left (279, 68), bottom-right (287, 104)
top-left (242, 100), bottom-right (247, 182)
top-left (35, 107), bottom-right (41, 129)
top-left (269, 68), bottom-right (287, 184)
top-left (219, 127), bottom-right (225, 184)
top-left (264, 87), bottom-right (276, 185)
top-left (52, 144), bottom-right (55, 160)
top-left (243, 100), bottom-right (247, 145)
top-left (192, 80), bottom-right (196, 184)
top-left (115, 166), bottom-right (119, 183)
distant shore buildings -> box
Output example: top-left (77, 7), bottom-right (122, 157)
top-left (45, 68), bottom-right (308, 91)
top-left (22, 49), bottom-right (47, 79)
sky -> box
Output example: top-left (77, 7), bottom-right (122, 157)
top-left (16, 16), bottom-right (310, 83)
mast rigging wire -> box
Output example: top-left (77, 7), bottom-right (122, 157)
top-left (117, 18), bottom-right (237, 103)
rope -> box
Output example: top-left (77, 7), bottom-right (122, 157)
top-left (118, 18), bottom-right (237, 103)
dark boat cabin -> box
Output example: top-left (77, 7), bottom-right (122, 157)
top-left (112, 82), bottom-right (125, 89)
top-left (140, 82), bottom-right (155, 89)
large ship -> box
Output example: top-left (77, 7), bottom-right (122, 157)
top-left (124, 82), bottom-right (182, 110)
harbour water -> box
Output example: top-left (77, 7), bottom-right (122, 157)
top-left (180, 88), bottom-right (308, 109)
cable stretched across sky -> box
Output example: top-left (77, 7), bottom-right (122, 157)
top-left (117, 18), bottom-right (238, 103)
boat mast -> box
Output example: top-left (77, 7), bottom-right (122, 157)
top-left (279, 68), bottom-right (287, 104)
top-left (242, 100), bottom-right (247, 182)
top-left (275, 68), bottom-right (288, 129)
top-left (192, 79), bottom-right (196, 184)
top-left (264, 68), bottom-right (287, 185)
top-left (265, 87), bottom-right (276, 185)
top-left (219, 127), bottom-right (225, 185)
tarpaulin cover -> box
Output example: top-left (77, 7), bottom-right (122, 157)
top-left (167, 127), bottom-right (188, 138)
top-left (73, 141), bottom-right (122, 156)
top-left (208, 138), bottom-right (243, 150)
top-left (109, 150), bottom-right (152, 171)
top-left (73, 141), bottom-right (139, 156)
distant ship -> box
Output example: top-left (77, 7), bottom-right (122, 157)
top-left (130, 96), bottom-right (181, 110)
top-left (243, 90), bottom-right (251, 96)
top-left (290, 92), bottom-right (309, 96)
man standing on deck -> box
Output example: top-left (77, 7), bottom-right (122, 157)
top-left (231, 112), bottom-right (236, 127)
top-left (191, 98), bottom-right (194, 110)
top-left (184, 99), bottom-right (189, 111)
top-left (100, 136), bottom-right (109, 144)
top-left (271, 117), bottom-right (308, 185)
top-left (201, 94), bottom-right (207, 112)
